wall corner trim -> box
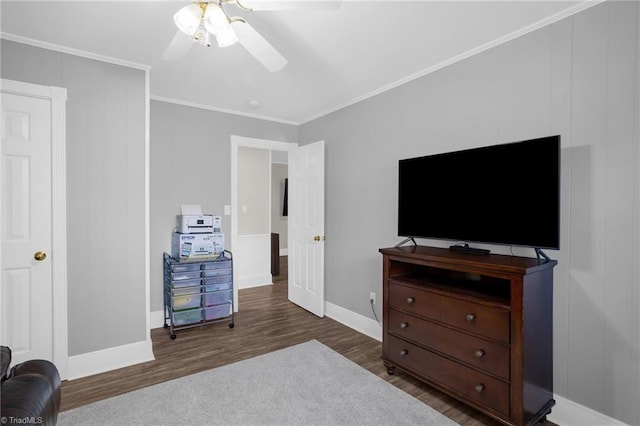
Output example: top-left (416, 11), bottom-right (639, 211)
top-left (65, 340), bottom-right (155, 381)
top-left (324, 301), bottom-right (382, 342)
top-left (549, 394), bottom-right (629, 426)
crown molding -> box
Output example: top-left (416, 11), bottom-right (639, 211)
top-left (298, 0), bottom-right (605, 125)
top-left (150, 95), bottom-right (299, 126)
top-left (1, 32), bottom-right (152, 71)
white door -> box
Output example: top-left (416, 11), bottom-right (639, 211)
top-left (1, 91), bottom-right (53, 364)
top-left (288, 140), bottom-right (325, 317)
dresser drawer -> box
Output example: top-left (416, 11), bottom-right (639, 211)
top-left (389, 280), bottom-right (438, 317)
top-left (386, 335), bottom-right (509, 416)
top-left (389, 280), bottom-right (510, 343)
top-left (441, 298), bottom-right (510, 343)
top-left (388, 308), bottom-right (510, 380)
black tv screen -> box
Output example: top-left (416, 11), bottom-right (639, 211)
top-left (398, 135), bottom-right (560, 250)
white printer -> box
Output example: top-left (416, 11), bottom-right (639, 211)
top-left (176, 214), bottom-right (221, 234)
top-left (171, 205), bottom-right (224, 260)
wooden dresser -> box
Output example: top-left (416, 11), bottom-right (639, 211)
top-left (380, 245), bottom-right (556, 426)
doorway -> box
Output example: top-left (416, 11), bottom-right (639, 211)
top-left (230, 136), bottom-right (297, 312)
top-left (230, 136), bottom-right (326, 317)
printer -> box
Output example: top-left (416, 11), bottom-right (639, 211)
top-left (171, 205), bottom-right (224, 260)
top-left (176, 214), bottom-right (221, 234)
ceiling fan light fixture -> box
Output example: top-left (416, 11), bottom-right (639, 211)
top-left (168, 1), bottom-right (288, 72)
top-left (193, 23), bottom-right (213, 47)
top-left (174, 3), bottom-right (203, 36)
top-left (204, 3), bottom-right (230, 34)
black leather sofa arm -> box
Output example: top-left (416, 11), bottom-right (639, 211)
top-left (1, 347), bottom-right (61, 426)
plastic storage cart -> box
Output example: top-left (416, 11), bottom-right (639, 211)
top-left (163, 251), bottom-right (234, 339)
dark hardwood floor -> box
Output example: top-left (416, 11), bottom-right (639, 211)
top-left (61, 256), bottom-right (554, 425)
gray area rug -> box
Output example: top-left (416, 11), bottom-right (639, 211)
top-left (58, 340), bottom-right (458, 425)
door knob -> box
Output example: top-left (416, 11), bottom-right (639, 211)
top-left (34, 251), bottom-right (47, 261)
top-left (313, 235), bottom-right (320, 241)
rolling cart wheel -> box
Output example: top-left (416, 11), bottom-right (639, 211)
top-left (229, 323), bottom-right (235, 329)
top-left (170, 333), bottom-right (177, 340)
top-left (163, 323), bottom-right (169, 329)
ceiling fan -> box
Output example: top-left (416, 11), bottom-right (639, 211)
top-left (164, 0), bottom-right (340, 72)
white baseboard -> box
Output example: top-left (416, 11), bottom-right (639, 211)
top-left (324, 301), bottom-right (382, 342)
top-left (549, 394), bottom-right (628, 426)
top-left (65, 339), bottom-right (154, 381)
top-left (150, 309), bottom-right (165, 330)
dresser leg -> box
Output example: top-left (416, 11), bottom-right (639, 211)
top-left (383, 360), bottom-right (396, 375)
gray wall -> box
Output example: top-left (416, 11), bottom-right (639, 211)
top-left (1, 40), bottom-right (147, 356)
top-left (300, 2), bottom-right (640, 424)
top-left (149, 100), bottom-right (297, 312)
top-left (238, 147), bottom-right (270, 235)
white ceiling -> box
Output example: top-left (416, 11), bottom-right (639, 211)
top-left (1, 1), bottom-right (594, 124)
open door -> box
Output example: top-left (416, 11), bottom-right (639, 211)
top-left (288, 140), bottom-right (325, 317)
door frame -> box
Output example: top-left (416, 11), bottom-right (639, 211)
top-left (230, 135), bottom-right (297, 311)
top-left (0, 79), bottom-right (68, 378)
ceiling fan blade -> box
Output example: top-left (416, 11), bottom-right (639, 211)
top-left (162, 30), bottom-right (194, 61)
top-left (231, 21), bottom-right (287, 72)
top-left (237, 0), bottom-right (342, 11)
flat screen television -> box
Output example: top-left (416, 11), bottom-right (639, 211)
top-left (398, 135), bottom-right (560, 251)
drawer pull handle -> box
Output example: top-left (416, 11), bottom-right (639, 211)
top-left (474, 349), bottom-right (485, 359)
top-left (400, 349), bottom-right (409, 356)
top-left (400, 322), bottom-right (409, 329)
top-left (465, 313), bottom-right (476, 322)
top-left (406, 297), bottom-right (415, 304)
top-left (475, 384), bottom-right (485, 393)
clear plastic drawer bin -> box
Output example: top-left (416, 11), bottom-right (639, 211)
top-left (203, 260), bottom-right (231, 270)
top-left (204, 303), bottom-right (231, 321)
top-left (203, 267), bottom-right (232, 278)
top-left (172, 308), bottom-right (202, 326)
top-left (204, 281), bottom-right (232, 292)
top-left (171, 263), bottom-right (201, 273)
top-left (171, 285), bottom-right (201, 296)
top-left (170, 278), bottom-right (201, 290)
top-left (172, 293), bottom-right (202, 311)
top-left (171, 270), bottom-right (201, 281)
top-left (203, 275), bottom-right (231, 285)
top-left (204, 289), bottom-right (232, 307)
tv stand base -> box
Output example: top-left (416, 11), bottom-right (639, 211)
top-left (535, 248), bottom-right (552, 264)
top-left (449, 243), bottom-right (490, 255)
top-left (395, 237), bottom-right (417, 248)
